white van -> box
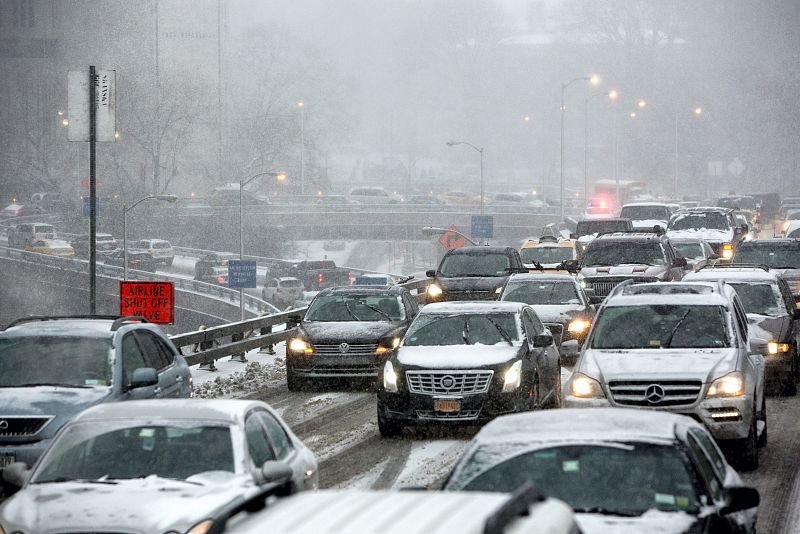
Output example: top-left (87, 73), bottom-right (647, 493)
top-left (7, 223), bottom-right (56, 248)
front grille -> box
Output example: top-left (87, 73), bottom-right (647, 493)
top-left (544, 323), bottom-right (563, 346)
top-left (296, 365), bottom-right (378, 376)
top-left (416, 409), bottom-right (481, 421)
top-left (0, 416), bottom-right (53, 437)
top-left (406, 370), bottom-right (494, 396)
top-left (609, 380), bottom-right (702, 407)
top-left (585, 277), bottom-right (658, 297)
top-left (314, 343), bottom-right (377, 355)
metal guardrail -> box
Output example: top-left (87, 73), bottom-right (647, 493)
top-left (171, 278), bottom-right (431, 367)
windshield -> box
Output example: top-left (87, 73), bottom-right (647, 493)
top-left (668, 212), bottom-right (729, 231)
top-left (673, 243), bottom-right (704, 260)
top-left (582, 242), bottom-right (665, 267)
top-left (729, 282), bottom-right (785, 316)
top-left (502, 281), bottom-right (581, 305)
top-left (31, 422), bottom-right (234, 483)
top-left (448, 443), bottom-right (699, 516)
top-left (620, 206), bottom-right (670, 221)
top-left (0, 337), bottom-right (112, 387)
top-left (520, 247), bottom-right (574, 265)
top-left (281, 279), bottom-right (304, 288)
top-left (591, 305), bottom-right (731, 349)
top-left (403, 313), bottom-right (522, 346)
top-left (576, 221), bottom-right (629, 236)
top-left (734, 245), bottom-right (800, 268)
top-left (305, 294), bottom-right (404, 321)
top-left (439, 253), bottom-right (511, 277)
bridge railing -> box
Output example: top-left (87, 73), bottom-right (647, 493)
top-left (171, 277), bottom-right (431, 366)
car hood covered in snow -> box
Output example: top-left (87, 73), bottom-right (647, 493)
top-left (666, 228), bottom-right (733, 243)
top-left (300, 321), bottom-right (405, 344)
top-left (397, 345), bottom-right (521, 369)
top-left (579, 348), bottom-right (738, 383)
top-left (580, 265), bottom-right (666, 278)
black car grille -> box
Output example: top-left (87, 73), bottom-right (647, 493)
top-left (544, 323), bottom-right (563, 346)
top-left (585, 277), bottom-right (658, 297)
top-left (609, 380), bottom-right (702, 407)
top-left (314, 343), bottom-right (377, 355)
top-left (406, 370), bottom-right (493, 396)
top-left (0, 415), bottom-right (53, 437)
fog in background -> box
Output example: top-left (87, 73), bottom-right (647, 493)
top-left (2, 0), bottom-right (799, 205)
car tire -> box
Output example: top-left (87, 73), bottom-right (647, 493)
top-left (527, 373), bottom-right (541, 410)
top-left (735, 407), bottom-right (760, 471)
top-left (377, 406), bottom-right (402, 438)
top-left (758, 399), bottom-right (768, 448)
top-left (286, 368), bottom-right (305, 391)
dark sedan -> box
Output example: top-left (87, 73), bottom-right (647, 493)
top-left (499, 273), bottom-right (594, 366)
top-left (377, 301), bottom-right (561, 436)
top-left (286, 286), bottom-right (418, 390)
top-left (425, 246), bottom-right (526, 303)
top-left (103, 250), bottom-right (158, 273)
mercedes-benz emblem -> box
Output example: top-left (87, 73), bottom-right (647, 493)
top-left (645, 384), bottom-right (666, 404)
top-left (440, 375), bottom-right (456, 390)
top-left (0, 420), bottom-right (8, 430)
top-left (338, 343), bottom-right (350, 354)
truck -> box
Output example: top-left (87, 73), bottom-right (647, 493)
top-left (288, 260), bottom-right (352, 290)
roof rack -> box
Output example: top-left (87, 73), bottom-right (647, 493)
top-left (483, 482), bottom-right (546, 534)
top-left (697, 263), bottom-right (770, 272)
top-left (5, 315), bottom-right (149, 331)
top-left (595, 227), bottom-right (665, 237)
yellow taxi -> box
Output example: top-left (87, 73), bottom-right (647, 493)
top-left (25, 239), bottom-right (76, 258)
top-left (519, 236), bottom-right (580, 273)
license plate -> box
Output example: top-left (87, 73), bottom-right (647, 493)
top-left (0, 454), bottom-right (15, 468)
top-left (434, 399), bottom-right (461, 412)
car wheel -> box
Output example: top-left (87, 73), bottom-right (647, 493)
top-left (527, 373), bottom-right (541, 410)
top-left (377, 406), bottom-right (402, 438)
top-left (758, 399), bottom-right (768, 448)
top-left (735, 406), bottom-right (760, 471)
top-left (286, 368), bottom-right (305, 391)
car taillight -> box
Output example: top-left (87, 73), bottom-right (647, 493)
top-left (348, 271), bottom-right (353, 281)
top-left (216, 276), bottom-right (225, 283)
top-left (317, 272), bottom-right (325, 284)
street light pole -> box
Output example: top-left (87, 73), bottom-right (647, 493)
top-left (123, 194), bottom-right (178, 281)
top-left (560, 75), bottom-right (599, 222)
top-left (446, 140), bottom-right (484, 215)
top-left (298, 101), bottom-right (305, 197)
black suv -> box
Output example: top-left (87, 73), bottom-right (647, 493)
top-left (425, 246), bottom-right (525, 303)
top-left (577, 231), bottom-right (687, 302)
top-left (286, 286), bottom-right (419, 390)
top-left (0, 316), bottom-right (192, 475)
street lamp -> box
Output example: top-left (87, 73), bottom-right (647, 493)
top-left (584, 89), bottom-right (617, 207)
top-left (560, 74), bottom-right (600, 222)
top-left (421, 226), bottom-right (479, 246)
top-left (123, 194), bottom-right (178, 280)
top-left (238, 171), bottom-right (286, 319)
top-left (446, 140), bottom-right (485, 215)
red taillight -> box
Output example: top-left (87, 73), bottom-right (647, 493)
top-left (348, 271), bottom-right (353, 281)
top-left (216, 276), bottom-right (225, 283)
top-left (317, 272), bottom-right (325, 284)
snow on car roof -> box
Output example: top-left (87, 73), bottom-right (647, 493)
top-left (473, 408), bottom-right (689, 445)
top-left (622, 202), bottom-right (670, 207)
top-left (684, 269), bottom-right (778, 282)
top-left (420, 301), bottom-right (525, 314)
top-left (72, 399), bottom-right (267, 423)
top-left (606, 282), bottom-right (732, 306)
top-left (507, 273), bottom-right (576, 282)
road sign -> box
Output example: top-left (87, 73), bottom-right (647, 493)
top-left (228, 259), bottom-right (257, 288)
top-left (82, 196), bottom-right (99, 217)
top-left (68, 69), bottom-right (116, 142)
top-left (119, 281), bottom-right (174, 324)
top-left (438, 225), bottom-right (467, 250)
top-left (471, 215), bottom-right (494, 239)
top-left (80, 176), bottom-right (102, 190)
top-left (727, 158), bottom-right (745, 177)
top-left (707, 161), bottom-right (723, 176)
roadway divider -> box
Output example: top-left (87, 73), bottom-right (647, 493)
top-left (170, 277), bottom-right (431, 366)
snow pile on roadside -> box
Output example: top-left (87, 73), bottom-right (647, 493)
top-left (193, 356), bottom-right (286, 399)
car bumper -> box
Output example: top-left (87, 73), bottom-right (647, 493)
top-left (563, 394), bottom-right (754, 440)
top-left (287, 353), bottom-right (386, 379)
top-left (0, 438), bottom-right (51, 468)
top-left (378, 389), bottom-right (527, 425)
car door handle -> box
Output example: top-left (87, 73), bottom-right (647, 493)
top-left (154, 386), bottom-right (162, 395)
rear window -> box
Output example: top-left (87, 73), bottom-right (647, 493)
top-left (280, 279), bottom-right (303, 288)
top-left (439, 253), bottom-right (511, 277)
top-left (33, 225), bottom-right (55, 234)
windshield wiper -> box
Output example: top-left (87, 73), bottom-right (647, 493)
top-left (344, 301), bottom-right (361, 321)
top-left (35, 477), bottom-right (118, 485)
top-left (485, 317), bottom-right (514, 346)
top-left (663, 309), bottom-right (692, 348)
top-left (574, 506), bottom-right (642, 517)
top-left (358, 300), bottom-right (393, 321)
top-left (9, 382), bottom-right (92, 389)
top-left (462, 319), bottom-right (473, 345)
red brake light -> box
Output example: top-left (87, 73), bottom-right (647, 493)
top-left (317, 272), bottom-right (325, 284)
top-left (216, 276), bottom-right (225, 283)
top-left (348, 271), bottom-right (353, 281)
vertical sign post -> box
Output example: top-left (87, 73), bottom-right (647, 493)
top-left (89, 66), bottom-right (97, 314)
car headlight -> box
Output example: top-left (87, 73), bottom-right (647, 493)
top-left (288, 337), bottom-right (313, 353)
top-left (568, 372), bottom-right (605, 398)
top-left (427, 284), bottom-right (443, 297)
top-left (768, 342), bottom-right (790, 354)
top-left (383, 361), bottom-right (398, 392)
top-left (579, 279), bottom-right (588, 289)
top-left (706, 371), bottom-right (745, 398)
top-left (721, 243), bottom-right (734, 260)
top-left (494, 286), bottom-right (503, 294)
top-left (567, 319), bottom-right (591, 333)
top-left (503, 360), bottom-right (523, 392)
top-left (185, 520), bottom-right (215, 534)
top-left (376, 337), bottom-right (401, 353)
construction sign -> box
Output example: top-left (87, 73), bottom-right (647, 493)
top-left (119, 281), bottom-right (175, 324)
top-left (438, 225), bottom-right (467, 250)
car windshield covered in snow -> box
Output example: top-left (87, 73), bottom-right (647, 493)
top-left (438, 253), bottom-right (511, 277)
top-left (502, 281), bottom-right (581, 306)
top-left (403, 313), bottom-right (522, 346)
top-left (520, 247), bottom-right (574, 265)
top-left (728, 282), bottom-right (785, 316)
top-left (448, 443), bottom-right (700, 516)
top-left (668, 212), bottom-right (729, 231)
top-left (0, 337), bottom-right (112, 387)
top-left (734, 244), bottom-right (800, 268)
top-left (673, 242), bottom-right (705, 260)
top-left (581, 242), bottom-right (665, 267)
top-left (31, 422), bottom-right (234, 483)
top-left (591, 305), bottom-right (731, 349)
top-left (305, 295), bottom-right (404, 321)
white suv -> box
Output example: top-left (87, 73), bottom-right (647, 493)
top-left (564, 280), bottom-right (767, 470)
top-left (129, 239), bottom-right (175, 266)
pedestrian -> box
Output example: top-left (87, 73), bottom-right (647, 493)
top-left (193, 325), bottom-right (218, 371)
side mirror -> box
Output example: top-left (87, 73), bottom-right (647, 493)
top-left (709, 254), bottom-right (721, 260)
top-left (749, 337), bottom-right (768, 355)
top-left (672, 257), bottom-right (688, 268)
top-left (563, 259), bottom-right (580, 273)
top-left (793, 309), bottom-right (800, 320)
top-left (721, 486), bottom-right (760, 515)
top-left (425, 269), bottom-right (436, 278)
top-left (260, 460), bottom-right (293, 485)
top-left (532, 333), bottom-right (553, 347)
top-left (2, 462), bottom-right (29, 489)
top-left (130, 367), bottom-right (159, 389)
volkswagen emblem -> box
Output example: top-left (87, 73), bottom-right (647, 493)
top-left (645, 384), bottom-right (666, 405)
top-left (338, 343), bottom-right (350, 354)
top-left (0, 420), bottom-right (7, 430)
top-left (440, 375), bottom-right (456, 390)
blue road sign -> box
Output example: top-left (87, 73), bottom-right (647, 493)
top-left (82, 196), bottom-right (99, 217)
top-left (228, 259), bottom-right (257, 289)
top-left (471, 215), bottom-right (494, 239)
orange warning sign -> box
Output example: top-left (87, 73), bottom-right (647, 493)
top-left (119, 281), bottom-right (174, 324)
top-left (438, 225), bottom-right (467, 250)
